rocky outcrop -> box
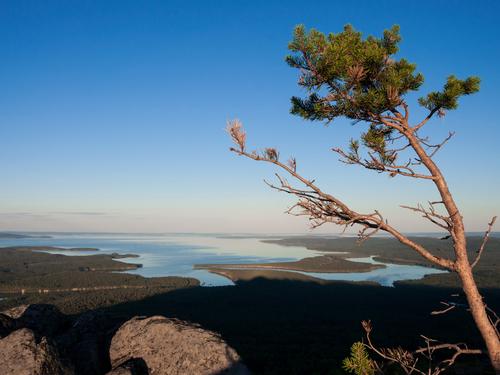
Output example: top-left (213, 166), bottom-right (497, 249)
top-left (2, 303), bottom-right (30, 319)
top-left (3, 303), bottom-right (68, 337)
top-left (105, 366), bottom-right (135, 375)
top-left (105, 358), bottom-right (149, 375)
top-left (0, 304), bottom-right (250, 375)
top-left (57, 310), bottom-right (118, 375)
top-left (0, 328), bottom-right (73, 375)
top-left (0, 312), bottom-right (17, 338)
top-left (109, 316), bottom-right (250, 375)
top-left (2, 304), bottom-right (108, 374)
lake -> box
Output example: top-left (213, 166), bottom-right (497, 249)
top-left (0, 233), bottom-right (446, 286)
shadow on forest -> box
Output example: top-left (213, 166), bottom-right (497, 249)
top-left (93, 279), bottom-right (499, 375)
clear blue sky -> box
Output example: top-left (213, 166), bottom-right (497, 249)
top-left (1, 0), bottom-right (499, 233)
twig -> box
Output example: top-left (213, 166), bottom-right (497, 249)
top-left (431, 302), bottom-right (457, 316)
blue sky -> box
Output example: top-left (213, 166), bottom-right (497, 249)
top-left (0, 0), bottom-right (499, 233)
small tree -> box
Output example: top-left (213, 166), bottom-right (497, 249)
top-left (227, 25), bottom-right (500, 371)
top-left (343, 341), bottom-right (378, 375)
top-left (345, 320), bottom-right (484, 375)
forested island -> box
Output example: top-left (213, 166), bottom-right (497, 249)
top-left (0, 246), bottom-right (199, 313)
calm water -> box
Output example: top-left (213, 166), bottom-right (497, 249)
top-left (290, 256), bottom-right (445, 286)
top-left (0, 233), bottom-right (446, 286)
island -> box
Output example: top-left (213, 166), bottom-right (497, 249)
top-left (0, 246), bottom-right (198, 314)
top-left (195, 254), bottom-right (384, 283)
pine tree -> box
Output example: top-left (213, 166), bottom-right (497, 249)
top-left (227, 24), bottom-right (499, 371)
top-left (343, 342), bottom-right (377, 375)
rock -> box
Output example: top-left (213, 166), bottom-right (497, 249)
top-left (57, 309), bottom-right (117, 375)
top-left (3, 304), bottom-right (68, 337)
top-left (109, 316), bottom-right (250, 375)
top-left (2, 303), bottom-right (30, 319)
top-left (106, 367), bottom-right (134, 375)
top-left (0, 328), bottom-right (73, 375)
top-left (0, 313), bottom-right (17, 338)
top-left (105, 358), bottom-right (149, 375)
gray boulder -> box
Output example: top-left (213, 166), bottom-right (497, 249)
top-left (109, 316), bottom-right (250, 375)
top-left (0, 328), bottom-right (73, 375)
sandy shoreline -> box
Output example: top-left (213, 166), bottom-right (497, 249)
top-left (205, 268), bottom-right (330, 283)
top-left (196, 254), bottom-right (383, 273)
top-left (194, 254), bottom-right (386, 283)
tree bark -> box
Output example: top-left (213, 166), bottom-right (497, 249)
top-left (407, 130), bottom-right (500, 372)
top-left (457, 256), bottom-right (500, 373)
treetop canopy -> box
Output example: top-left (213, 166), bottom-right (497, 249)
top-left (286, 24), bottom-right (479, 123)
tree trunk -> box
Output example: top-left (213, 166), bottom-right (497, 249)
top-left (407, 131), bottom-right (500, 372)
top-left (456, 255), bottom-right (500, 373)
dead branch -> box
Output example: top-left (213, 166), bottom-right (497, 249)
top-left (361, 321), bottom-right (482, 375)
top-left (415, 336), bottom-right (482, 372)
top-left (400, 203), bottom-right (453, 231)
top-left (332, 146), bottom-right (436, 180)
top-left (226, 119), bottom-right (456, 270)
top-left (431, 302), bottom-right (457, 316)
top-left (419, 132), bottom-right (455, 158)
top-left (484, 305), bottom-right (500, 339)
top-left (471, 216), bottom-right (497, 269)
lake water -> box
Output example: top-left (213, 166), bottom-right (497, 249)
top-left (0, 233), bottom-right (446, 286)
top-left (289, 256), bottom-right (445, 286)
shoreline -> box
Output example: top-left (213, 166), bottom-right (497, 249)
top-left (201, 267), bottom-right (382, 286)
top-left (1, 234), bottom-right (498, 315)
top-left (0, 246), bottom-right (199, 312)
top-left (195, 254), bottom-right (384, 274)
top-left (261, 237), bottom-right (455, 268)
top-left (256, 236), bottom-right (500, 288)
top-left (196, 235), bottom-right (500, 288)
top-left (194, 254), bottom-right (387, 284)
top-left (205, 268), bottom-right (330, 283)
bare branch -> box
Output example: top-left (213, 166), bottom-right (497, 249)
top-left (430, 201), bottom-right (444, 206)
top-left (415, 337), bottom-right (482, 372)
top-left (418, 131), bottom-right (455, 158)
top-left (485, 305), bottom-right (500, 339)
top-left (332, 147), bottom-right (436, 180)
top-left (431, 302), bottom-right (457, 316)
top-left (361, 321), bottom-right (482, 375)
top-left (471, 216), bottom-right (497, 269)
top-left (400, 203), bottom-right (452, 231)
top-left (230, 136), bottom-right (456, 270)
